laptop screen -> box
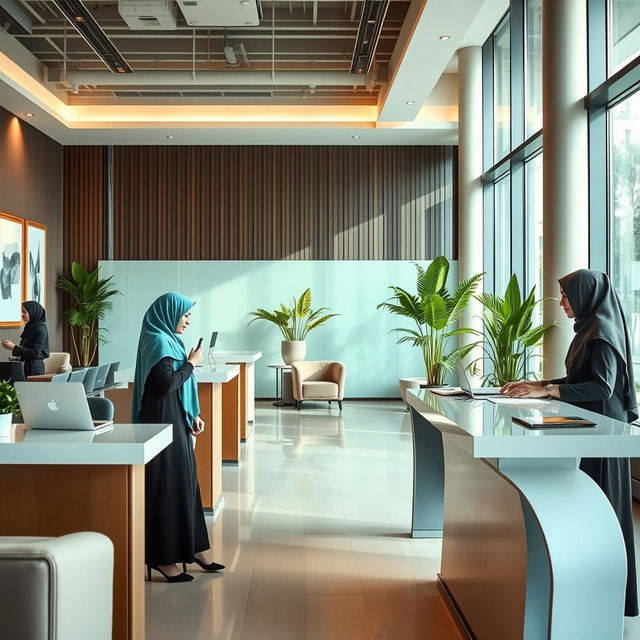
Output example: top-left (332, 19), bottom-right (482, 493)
top-left (457, 362), bottom-right (472, 393)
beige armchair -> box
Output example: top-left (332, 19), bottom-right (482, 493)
top-left (290, 361), bottom-right (346, 410)
top-left (28, 352), bottom-right (72, 382)
top-left (0, 532), bottom-right (113, 639)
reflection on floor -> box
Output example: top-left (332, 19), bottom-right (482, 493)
top-left (146, 400), bottom-right (460, 640)
top-left (146, 400), bottom-right (640, 639)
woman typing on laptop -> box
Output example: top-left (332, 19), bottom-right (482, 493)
top-left (1, 301), bottom-right (49, 376)
top-left (132, 292), bottom-right (224, 583)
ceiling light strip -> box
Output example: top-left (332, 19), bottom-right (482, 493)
top-left (50, 0), bottom-right (132, 74)
top-left (350, 0), bottom-right (390, 75)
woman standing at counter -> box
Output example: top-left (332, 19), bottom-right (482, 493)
top-left (1, 300), bottom-right (49, 376)
top-left (502, 269), bottom-right (638, 617)
top-left (133, 292), bottom-right (224, 583)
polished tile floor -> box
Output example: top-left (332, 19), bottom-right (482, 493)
top-left (146, 400), bottom-right (460, 640)
top-left (146, 400), bottom-right (640, 640)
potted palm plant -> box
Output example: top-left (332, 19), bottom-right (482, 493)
top-left (0, 380), bottom-right (19, 437)
top-left (249, 288), bottom-right (339, 364)
top-left (471, 274), bottom-right (555, 386)
top-left (377, 257), bottom-right (483, 387)
top-left (57, 262), bottom-right (120, 366)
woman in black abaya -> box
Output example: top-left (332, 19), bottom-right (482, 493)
top-left (133, 292), bottom-right (224, 583)
top-left (503, 269), bottom-right (638, 617)
top-left (1, 300), bottom-right (49, 376)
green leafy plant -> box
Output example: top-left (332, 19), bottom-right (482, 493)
top-left (57, 262), bottom-right (120, 366)
top-left (248, 288), bottom-right (339, 340)
top-left (377, 257), bottom-right (483, 386)
top-left (470, 274), bottom-right (555, 386)
top-left (0, 380), bottom-right (19, 415)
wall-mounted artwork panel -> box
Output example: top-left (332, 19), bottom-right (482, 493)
top-left (26, 220), bottom-right (46, 306)
top-left (0, 212), bottom-right (24, 326)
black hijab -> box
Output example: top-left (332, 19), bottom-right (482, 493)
top-left (20, 300), bottom-right (49, 358)
top-left (558, 269), bottom-right (637, 421)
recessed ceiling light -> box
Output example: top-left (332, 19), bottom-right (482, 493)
top-left (352, 135), bottom-right (360, 139)
top-left (240, 0), bottom-right (250, 4)
top-left (166, 135), bottom-right (174, 139)
top-left (25, 112), bottom-right (34, 117)
top-left (405, 100), bottom-right (415, 105)
top-left (439, 35), bottom-right (450, 41)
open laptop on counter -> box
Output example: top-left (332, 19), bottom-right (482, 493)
top-left (14, 382), bottom-right (113, 433)
top-left (457, 363), bottom-right (502, 398)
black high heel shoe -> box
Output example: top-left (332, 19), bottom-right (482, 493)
top-left (185, 558), bottom-right (225, 572)
top-left (146, 564), bottom-right (194, 583)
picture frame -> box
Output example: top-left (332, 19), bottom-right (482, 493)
top-left (0, 212), bottom-right (24, 327)
top-left (25, 220), bottom-right (46, 308)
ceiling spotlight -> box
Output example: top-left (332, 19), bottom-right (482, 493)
top-left (74, 15), bottom-right (85, 22)
top-left (405, 100), bottom-right (415, 105)
top-left (25, 112), bottom-right (34, 117)
top-left (352, 135), bottom-right (360, 139)
top-left (439, 35), bottom-right (450, 40)
top-left (166, 135), bottom-right (174, 139)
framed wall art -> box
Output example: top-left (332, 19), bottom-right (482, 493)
top-left (0, 212), bottom-right (24, 326)
top-left (25, 220), bottom-right (46, 307)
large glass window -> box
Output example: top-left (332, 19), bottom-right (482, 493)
top-left (609, 0), bottom-right (640, 74)
top-left (610, 91), bottom-right (640, 359)
top-left (525, 153), bottom-right (543, 374)
top-left (525, 0), bottom-right (542, 136)
top-left (494, 18), bottom-right (511, 161)
top-left (495, 177), bottom-right (512, 293)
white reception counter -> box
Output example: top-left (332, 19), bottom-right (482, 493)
top-left (0, 423), bottom-right (172, 465)
top-left (407, 390), bottom-right (640, 640)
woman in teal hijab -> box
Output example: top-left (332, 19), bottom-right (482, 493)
top-left (134, 292), bottom-right (224, 582)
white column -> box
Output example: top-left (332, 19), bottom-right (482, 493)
top-left (542, 0), bottom-right (589, 378)
top-left (457, 47), bottom-right (484, 369)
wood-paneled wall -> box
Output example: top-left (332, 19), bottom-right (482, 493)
top-left (63, 146), bottom-right (104, 271)
top-left (0, 107), bottom-right (63, 351)
top-left (111, 146), bottom-right (456, 261)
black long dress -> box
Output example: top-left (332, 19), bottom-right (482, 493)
top-left (553, 338), bottom-right (638, 616)
top-left (139, 357), bottom-right (210, 566)
top-left (12, 323), bottom-right (47, 376)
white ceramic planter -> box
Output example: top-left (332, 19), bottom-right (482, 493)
top-left (0, 413), bottom-right (12, 437)
top-left (281, 340), bottom-right (306, 365)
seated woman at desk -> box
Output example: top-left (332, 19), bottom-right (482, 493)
top-left (133, 292), bottom-right (224, 583)
top-left (1, 300), bottom-right (49, 376)
top-left (502, 269), bottom-right (638, 617)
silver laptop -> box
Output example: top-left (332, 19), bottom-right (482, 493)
top-left (457, 362), bottom-right (502, 398)
top-left (14, 382), bottom-right (113, 432)
top-left (93, 363), bottom-right (110, 390)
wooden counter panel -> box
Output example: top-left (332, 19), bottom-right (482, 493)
top-left (0, 464), bottom-right (144, 640)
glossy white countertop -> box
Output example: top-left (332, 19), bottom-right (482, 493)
top-left (407, 389), bottom-right (640, 458)
top-left (116, 363), bottom-right (240, 384)
top-left (212, 350), bottom-right (262, 363)
top-left (0, 423), bottom-right (172, 465)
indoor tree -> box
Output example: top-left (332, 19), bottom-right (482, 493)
top-left (57, 262), bottom-right (120, 366)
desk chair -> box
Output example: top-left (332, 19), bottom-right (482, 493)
top-left (87, 397), bottom-right (115, 421)
top-left (0, 361), bottom-right (26, 384)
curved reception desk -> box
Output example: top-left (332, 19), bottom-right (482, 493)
top-left (0, 423), bottom-right (172, 640)
top-left (407, 390), bottom-right (640, 640)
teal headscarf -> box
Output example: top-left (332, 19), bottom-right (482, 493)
top-left (132, 292), bottom-right (200, 426)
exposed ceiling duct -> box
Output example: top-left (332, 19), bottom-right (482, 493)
top-left (50, 0), bottom-right (132, 73)
top-left (57, 69), bottom-right (380, 87)
top-left (176, 0), bottom-right (262, 27)
top-left (351, 0), bottom-right (389, 74)
top-left (0, 0), bottom-right (33, 35)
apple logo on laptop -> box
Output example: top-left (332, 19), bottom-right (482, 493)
top-left (47, 400), bottom-right (58, 412)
